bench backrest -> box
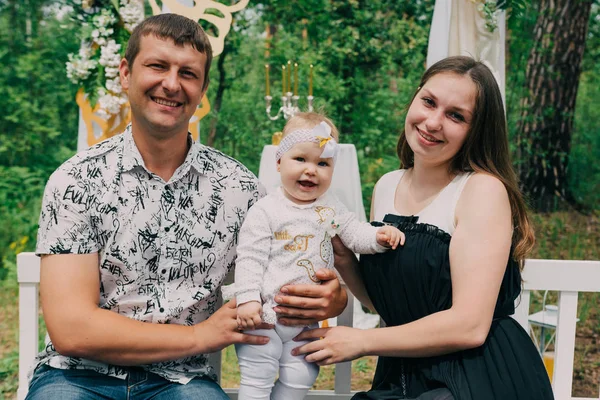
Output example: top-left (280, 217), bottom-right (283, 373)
top-left (16, 253), bottom-right (600, 400)
top-left (513, 259), bottom-right (600, 400)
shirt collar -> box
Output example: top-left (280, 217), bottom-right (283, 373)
top-left (120, 125), bottom-right (205, 177)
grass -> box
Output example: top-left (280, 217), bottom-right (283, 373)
top-left (0, 211), bottom-right (599, 399)
top-left (219, 345), bottom-right (377, 392)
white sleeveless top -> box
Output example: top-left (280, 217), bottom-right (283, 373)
top-left (372, 169), bottom-right (473, 236)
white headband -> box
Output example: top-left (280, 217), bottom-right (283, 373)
top-left (275, 121), bottom-right (338, 162)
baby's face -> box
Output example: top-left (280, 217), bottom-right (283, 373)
top-left (277, 141), bottom-right (334, 204)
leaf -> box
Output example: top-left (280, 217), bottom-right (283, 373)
top-left (110, 0), bottom-right (120, 12)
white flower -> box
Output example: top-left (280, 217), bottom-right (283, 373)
top-left (119, 0), bottom-right (144, 32)
top-left (99, 40), bottom-right (122, 68)
top-left (93, 9), bottom-right (117, 29)
top-left (105, 78), bottom-right (123, 94)
top-left (66, 2), bottom-right (136, 118)
top-left (66, 50), bottom-right (97, 83)
top-left (104, 67), bottom-right (120, 79)
top-left (325, 219), bottom-right (341, 238)
top-left (97, 89), bottom-right (127, 119)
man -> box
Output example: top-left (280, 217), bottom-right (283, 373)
top-left (27, 14), bottom-right (346, 399)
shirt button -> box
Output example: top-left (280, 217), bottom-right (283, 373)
top-left (161, 269), bottom-right (167, 274)
top-left (165, 227), bottom-right (170, 232)
top-left (159, 308), bottom-right (165, 313)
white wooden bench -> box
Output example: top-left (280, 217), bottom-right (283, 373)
top-left (513, 259), bottom-right (600, 400)
top-left (15, 252), bottom-right (354, 400)
top-left (16, 253), bottom-right (600, 400)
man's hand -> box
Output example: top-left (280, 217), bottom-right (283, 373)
top-left (237, 301), bottom-right (263, 330)
top-left (193, 300), bottom-right (270, 353)
top-left (273, 269), bottom-right (347, 326)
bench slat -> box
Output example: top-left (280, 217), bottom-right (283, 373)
top-left (553, 291), bottom-right (579, 399)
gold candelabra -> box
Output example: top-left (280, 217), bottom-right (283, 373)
top-left (264, 61), bottom-right (314, 121)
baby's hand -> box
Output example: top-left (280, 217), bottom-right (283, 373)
top-left (376, 226), bottom-right (405, 250)
top-left (237, 301), bottom-right (263, 330)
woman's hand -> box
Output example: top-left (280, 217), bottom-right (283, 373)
top-left (274, 269), bottom-right (348, 326)
top-left (292, 326), bottom-right (368, 366)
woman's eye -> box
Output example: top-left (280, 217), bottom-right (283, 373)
top-left (449, 112), bottom-right (465, 122)
top-left (422, 97), bottom-right (435, 107)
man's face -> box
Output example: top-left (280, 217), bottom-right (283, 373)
top-left (119, 34), bottom-right (208, 139)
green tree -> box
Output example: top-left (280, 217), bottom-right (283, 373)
top-left (0, 2), bottom-right (80, 278)
top-left (515, 0), bottom-right (594, 211)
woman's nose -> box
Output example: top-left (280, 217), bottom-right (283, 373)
top-left (425, 110), bottom-right (443, 131)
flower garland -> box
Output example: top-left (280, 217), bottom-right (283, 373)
top-left (66, 0), bottom-right (144, 118)
top-left (471, 0), bottom-right (527, 33)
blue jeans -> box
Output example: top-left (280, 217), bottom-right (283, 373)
top-left (26, 364), bottom-right (230, 400)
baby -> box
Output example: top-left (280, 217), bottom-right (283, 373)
top-left (234, 112), bottom-right (404, 400)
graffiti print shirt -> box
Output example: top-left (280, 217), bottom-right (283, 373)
top-left (234, 187), bottom-right (386, 324)
top-left (35, 125), bottom-right (264, 383)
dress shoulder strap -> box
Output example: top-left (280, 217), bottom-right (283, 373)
top-left (372, 169), bottom-right (405, 222)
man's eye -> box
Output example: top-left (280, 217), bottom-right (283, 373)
top-left (181, 70), bottom-right (197, 78)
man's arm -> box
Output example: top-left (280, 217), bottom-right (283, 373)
top-left (41, 253), bottom-right (268, 365)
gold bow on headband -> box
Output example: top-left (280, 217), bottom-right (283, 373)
top-left (316, 136), bottom-right (332, 148)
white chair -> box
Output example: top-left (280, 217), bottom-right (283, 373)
top-left (18, 253), bottom-right (600, 400)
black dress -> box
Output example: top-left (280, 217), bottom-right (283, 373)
top-left (353, 215), bottom-right (554, 400)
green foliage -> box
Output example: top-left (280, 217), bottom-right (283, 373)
top-left (0, 4), bottom-right (79, 279)
top-left (204, 0), bottom-right (433, 202)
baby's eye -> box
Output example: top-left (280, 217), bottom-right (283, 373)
top-left (318, 161), bottom-right (330, 167)
top-left (294, 157), bottom-right (305, 162)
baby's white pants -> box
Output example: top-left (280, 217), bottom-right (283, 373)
top-left (235, 323), bottom-right (319, 400)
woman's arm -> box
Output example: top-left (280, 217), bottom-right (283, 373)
top-left (325, 182), bottom-right (385, 312)
top-left (295, 173), bottom-right (512, 363)
top-left (329, 235), bottom-right (375, 311)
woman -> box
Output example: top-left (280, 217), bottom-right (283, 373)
top-left (293, 56), bottom-right (554, 399)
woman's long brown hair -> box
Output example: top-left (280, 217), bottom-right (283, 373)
top-left (397, 56), bottom-right (535, 268)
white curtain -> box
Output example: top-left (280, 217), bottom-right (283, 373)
top-left (427, 0), bottom-right (506, 105)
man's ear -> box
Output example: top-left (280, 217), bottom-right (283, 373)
top-left (119, 58), bottom-right (130, 90)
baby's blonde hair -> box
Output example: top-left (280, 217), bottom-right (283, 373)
top-left (282, 112), bottom-right (340, 141)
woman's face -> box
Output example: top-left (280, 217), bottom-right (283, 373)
top-left (404, 72), bottom-right (477, 167)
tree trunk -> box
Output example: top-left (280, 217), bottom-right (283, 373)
top-left (206, 44), bottom-right (229, 147)
top-left (516, 0), bottom-right (592, 212)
